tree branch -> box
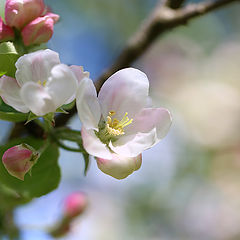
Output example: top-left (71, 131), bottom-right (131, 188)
top-left (10, 0), bottom-right (240, 136)
top-left (94, 0), bottom-right (239, 92)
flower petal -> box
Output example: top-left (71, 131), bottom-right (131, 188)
top-left (98, 68), bottom-right (149, 119)
top-left (0, 75), bottom-right (29, 113)
top-left (15, 49), bottom-right (60, 86)
top-left (110, 108), bottom-right (172, 157)
top-left (128, 108), bottom-right (172, 137)
top-left (20, 82), bottom-right (55, 116)
top-left (70, 65), bottom-right (90, 84)
top-left (109, 129), bottom-right (158, 157)
top-left (81, 127), bottom-right (112, 159)
top-left (46, 64), bottom-right (78, 109)
top-left (76, 77), bottom-right (101, 130)
top-left (97, 154), bottom-right (142, 179)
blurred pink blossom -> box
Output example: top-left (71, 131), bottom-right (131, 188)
top-left (64, 192), bottom-right (88, 218)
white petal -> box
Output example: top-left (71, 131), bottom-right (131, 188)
top-left (97, 154), bottom-right (142, 179)
top-left (109, 128), bottom-right (160, 157)
top-left (76, 77), bottom-right (101, 130)
top-left (70, 65), bottom-right (90, 84)
top-left (81, 127), bottom-right (112, 159)
top-left (0, 75), bottom-right (29, 113)
top-left (98, 68), bottom-right (149, 119)
top-left (15, 49), bottom-right (60, 86)
top-left (110, 108), bottom-right (172, 157)
top-left (46, 64), bottom-right (78, 109)
top-left (20, 82), bottom-right (55, 116)
top-left (127, 108), bottom-right (172, 138)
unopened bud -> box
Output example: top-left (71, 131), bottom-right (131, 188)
top-left (2, 143), bottom-right (39, 180)
top-left (63, 192), bottom-right (87, 218)
top-left (5, 0), bottom-right (45, 29)
top-left (0, 17), bottom-right (14, 42)
top-left (21, 15), bottom-right (55, 46)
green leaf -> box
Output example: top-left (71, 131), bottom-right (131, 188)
top-left (0, 111), bottom-right (28, 122)
top-left (0, 137), bottom-right (61, 198)
top-left (56, 107), bottom-right (68, 114)
top-left (0, 184), bottom-right (31, 211)
top-left (0, 0), bottom-right (6, 19)
top-left (0, 99), bottom-right (28, 122)
top-left (0, 42), bottom-right (20, 77)
top-left (61, 100), bottom-right (75, 110)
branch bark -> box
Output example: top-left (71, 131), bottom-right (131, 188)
top-left (9, 0), bottom-right (240, 136)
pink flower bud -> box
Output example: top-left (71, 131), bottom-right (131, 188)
top-left (5, 0), bottom-right (45, 29)
top-left (63, 192), bottom-right (87, 218)
top-left (21, 16), bottom-right (54, 46)
top-left (0, 17), bottom-right (14, 42)
top-left (2, 143), bottom-right (39, 181)
top-left (44, 12), bottom-right (60, 24)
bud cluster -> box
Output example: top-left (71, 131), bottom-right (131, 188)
top-left (0, 0), bottom-right (59, 46)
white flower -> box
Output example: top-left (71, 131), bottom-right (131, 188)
top-left (0, 49), bottom-right (78, 116)
top-left (76, 68), bottom-right (172, 179)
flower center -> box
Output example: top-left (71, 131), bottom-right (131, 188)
top-left (96, 111), bottom-right (133, 145)
top-left (106, 111), bottom-right (133, 136)
top-left (37, 80), bottom-right (47, 86)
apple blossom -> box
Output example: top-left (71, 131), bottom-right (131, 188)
top-left (2, 143), bottom-right (39, 180)
top-left (0, 17), bottom-right (14, 42)
top-left (63, 192), bottom-right (87, 218)
top-left (5, 0), bottom-right (45, 29)
top-left (76, 68), bottom-right (172, 179)
top-left (0, 49), bottom-right (78, 116)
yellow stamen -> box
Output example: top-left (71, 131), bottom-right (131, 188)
top-left (106, 111), bottom-right (133, 136)
top-left (37, 80), bottom-right (47, 86)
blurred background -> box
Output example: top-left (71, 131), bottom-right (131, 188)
top-left (1, 0), bottom-right (240, 239)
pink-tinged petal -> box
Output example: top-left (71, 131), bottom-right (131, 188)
top-left (98, 68), bottom-right (149, 119)
top-left (44, 12), bottom-right (59, 23)
top-left (109, 129), bottom-right (160, 157)
top-left (46, 64), bottom-right (78, 109)
top-left (97, 154), bottom-right (142, 179)
top-left (0, 17), bottom-right (14, 42)
top-left (110, 108), bottom-right (172, 157)
top-left (127, 108), bottom-right (172, 137)
top-left (15, 49), bottom-right (60, 86)
top-left (5, 0), bottom-right (45, 29)
top-left (20, 81), bottom-right (56, 116)
top-left (64, 65), bottom-right (89, 104)
top-left (0, 75), bottom-right (29, 113)
top-left (81, 127), bottom-right (112, 159)
top-left (76, 78), bottom-right (101, 130)
top-left (21, 16), bottom-right (54, 46)
top-left (70, 65), bottom-right (90, 84)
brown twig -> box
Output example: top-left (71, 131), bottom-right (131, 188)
top-left (9, 0), bottom-right (239, 137)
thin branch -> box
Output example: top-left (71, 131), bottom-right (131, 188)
top-left (9, 0), bottom-right (239, 137)
top-left (164, 0), bottom-right (186, 9)
top-left (94, 0), bottom-right (239, 92)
